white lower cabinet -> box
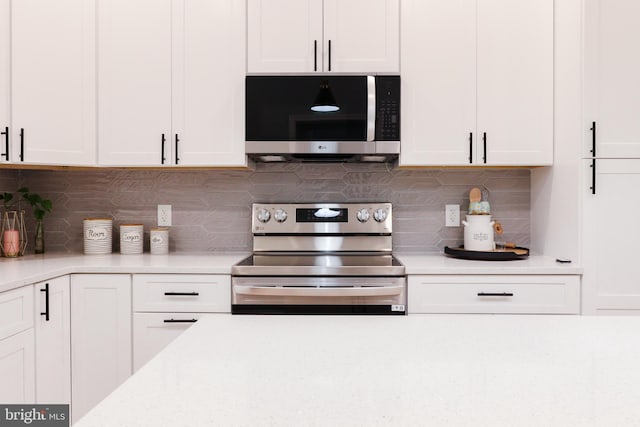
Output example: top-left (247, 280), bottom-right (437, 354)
top-left (132, 274), bottom-right (230, 372)
top-left (408, 275), bottom-right (580, 314)
top-left (0, 285), bottom-right (35, 403)
top-left (71, 274), bottom-right (132, 423)
top-left (34, 276), bottom-right (71, 405)
top-left (133, 312), bottom-right (208, 371)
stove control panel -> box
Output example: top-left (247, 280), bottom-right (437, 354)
top-left (252, 203), bottom-right (392, 234)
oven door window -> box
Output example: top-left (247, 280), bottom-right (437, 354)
top-left (246, 76), bottom-right (368, 141)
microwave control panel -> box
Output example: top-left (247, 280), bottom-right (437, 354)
top-left (375, 76), bottom-right (400, 141)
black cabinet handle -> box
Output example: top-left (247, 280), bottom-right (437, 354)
top-left (328, 40), bottom-right (332, 71)
top-left (1, 126), bottom-right (8, 161)
top-left (590, 159), bottom-right (596, 195)
top-left (164, 318), bottom-right (198, 323)
top-left (161, 133), bottom-right (166, 165)
top-left (314, 40), bottom-right (318, 72)
top-left (164, 291), bottom-right (199, 296)
top-left (590, 121), bottom-right (597, 157)
top-left (478, 292), bottom-right (514, 297)
top-left (590, 122), bottom-right (597, 195)
top-left (175, 134), bottom-right (180, 165)
top-left (468, 132), bottom-right (473, 164)
top-left (482, 132), bottom-right (487, 164)
top-left (40, 283), bottom-right (50, 321)
top-left (19, 128), bottom-right (24, 162)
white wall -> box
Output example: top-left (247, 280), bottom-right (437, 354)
top-left (531, 0), bottom-right (583, 262)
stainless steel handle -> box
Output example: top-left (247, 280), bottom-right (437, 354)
top-left (234, 285), bottom-right (403, 297)
top-left (366, 76), bottom-right (376, 142)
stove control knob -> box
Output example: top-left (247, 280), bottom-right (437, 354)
top-left (356, 208), bottom-right (370, 223)
top-left (274, 208), bottom-right (288, 223)
top-left (373, 208), bottom-right (388, 223)
top-left (256, 208), bottom-right (271, 223)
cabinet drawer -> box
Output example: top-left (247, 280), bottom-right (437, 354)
top-left (133, 312), bottom-right (208, 371)
top-left (133, 275), bottom-right (230, 313)
top-left (0, 286), bottom-right (34, 340)
top-left (408, 275), bottom-right (580, 314)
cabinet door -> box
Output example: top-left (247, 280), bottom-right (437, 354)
top-left (0, 329), bottom-right (35, 404)
top-left (584, 0), bottom-right (640, 158)
top-left (172, 0), bottom-right (246, 166)
top-left (98, 0), bottom-right (172, 166)
top-left (11, 0), bottom-right (96, 165)
top-left (71, 274), bottom-right (131, 422)
top-left (399, 0), bottom-right (476, 166)
top-left (133, 312), bottom-right (207, 372)
top-left (0, 0), bottom-right (9, 164)
top-left (582, 159), bottom-right (640, 313)
top-left (477, 0), bottom-right (553, 165)
top-left (323, 0), bottom-right (399, 73)
top-left (34, 276), bottom-right (71, 405)
top-left (247, 0), bottom-right (322, 73)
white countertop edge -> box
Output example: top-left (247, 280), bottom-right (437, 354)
top-left (0, 252), bottom-right (581, 294)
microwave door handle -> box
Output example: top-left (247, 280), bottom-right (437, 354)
top-left (367, 75), bottom-right (376, 142)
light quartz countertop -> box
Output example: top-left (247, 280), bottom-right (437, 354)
top-left (0, 252), bottom-right (581, 294)
top-left (75, 314), bottom-right (639, 427)
top-left (0, 252), bottom-right (249, 293)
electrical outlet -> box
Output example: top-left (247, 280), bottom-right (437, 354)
top-left (158, 205), bottom-right (172, 227)
top-left (445, 204), bottom-right (460, 227)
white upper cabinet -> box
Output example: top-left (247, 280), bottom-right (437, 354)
top-left (400, 0), bottom-right (553, 166)
top-left (247, 0), bottom-right (399, 73)
top-left (476, 0), bottom-right (553, 166)
top-left (99, 0), bottom-right (247, 167)
top-left (0, 0), bottom-right (9, 164)
top-left (98, 0), bottom-right (173, 166)
top-left (584, 0), bottom-right (640, 158)
top-left (400, 0), bottom-right (476, 165)
top-left (247, 0), bottom-right (322, 73)
top-left (171, 0), bottom-right (246, 166)
top-left (9, 0), bottom-right (96, 165)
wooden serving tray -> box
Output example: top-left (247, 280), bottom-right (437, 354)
top-left (444, 246), bottom-right (529, 261)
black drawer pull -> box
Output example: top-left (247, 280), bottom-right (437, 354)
top-left (1, 126), bottom-right (8, 160)
top-left (164, 318), bottom-right (198, 323)
top-left (164, 291), bottom-right (199, 296)
top-left (478, 292), bottom-right (514, 297)
top-left (40, 283), bottom-right (50, 321)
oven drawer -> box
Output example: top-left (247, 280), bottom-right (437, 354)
top-left (133, 274), bottom-right (230, 313)
top-left (232, 276), bottom-right (406, 308)
top-left (408, 275), bottom-right (580, 314)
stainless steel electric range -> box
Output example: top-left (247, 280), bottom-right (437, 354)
top-left (231, 203), bottom-right (406, 315)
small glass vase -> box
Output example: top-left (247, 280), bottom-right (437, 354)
top-left (34, 219), bottom-right (44, 254)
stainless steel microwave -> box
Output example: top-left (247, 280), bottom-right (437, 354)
top-left (245, 75), bottom-right (400, 162)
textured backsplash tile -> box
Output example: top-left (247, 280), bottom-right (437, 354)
top-left (0, 165), bottom-right (530, 254)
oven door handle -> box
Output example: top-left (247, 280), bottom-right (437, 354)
top-left (234, 285), bottom-right (403, 297)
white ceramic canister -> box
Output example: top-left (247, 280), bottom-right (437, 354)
top-left (120, 224), bottom-right (144, 254)
top-left (83, 218), bottom-right (113, 255)
top-left (150, 228), bottom-right (169, 255)
top-left (462, 215), bottom-right (495, 251)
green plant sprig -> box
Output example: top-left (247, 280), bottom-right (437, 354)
top-left (18, 187), bottom-right (52, 221)
top-left (0, 192), bottom-right (13, 210)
